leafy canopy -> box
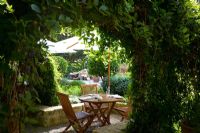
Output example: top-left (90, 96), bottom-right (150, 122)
top-left (0, 0), bottom-right (200, 132)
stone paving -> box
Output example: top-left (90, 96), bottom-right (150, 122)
top-left (25, 113), bottom-right (127, 133)
top-left (93, 121), bottom-right (127, 133)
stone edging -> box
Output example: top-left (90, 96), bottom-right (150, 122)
top-left (35, 103), bottom-right (84, 127)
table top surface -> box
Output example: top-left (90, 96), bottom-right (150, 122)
top-left (79, 94), bottom-right (124, 103)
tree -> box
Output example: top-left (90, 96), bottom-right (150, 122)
top-left (0, 0), bottom-right (57, 132)
top-left (87, 49), bottom-right (122, 77)
top-left (72, 1), bottom-right (200, 132)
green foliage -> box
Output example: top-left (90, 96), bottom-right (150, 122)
top-left (87, 52), bottom-right (106, 77)
top-left (54, 51), bottom-right (87, 75)
top-left (87, 50), bottom-right (120, 77)
top-left (49, 56), bottom-right (62, 85)
top-left (125, 1), bottom-right (200, 132)
top-left (60, 78), bottom-right (84, 86)
top-left (0, 0), bottom-right (53, 131)
top-left (51, 56), bottom-right (69, 76)
top-left (184, 97), bottom-right (200, 132)
top-left (0, 0), bottom-right (14, 13)
top-left (60, 80), bottom-right (85, 96)
top-left (102, 76), bottom-right (131, 96)
top-left (53, 51), bottom-right (87, 75)
top-left (67, 61), bottom-right (85, 75)
top-left (18, 91), bottom-right (39, 127)
top-left (0, 0), bottom-right (200, 132)
top-left (34, 57), bottom-right (59, 106)
top-left (62, 85), bottom-right (81, 96)
top-left (67, 0), bottom-right (199, 132)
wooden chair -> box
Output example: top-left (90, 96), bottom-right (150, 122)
top-left (113, 98), bottom-right (132, 121)
top-left (80, 84), bottom-right (109, 113)
top-left (57, 92), bottom-right (94, 133)
top-left (80, 84), bottom-right (98, 95)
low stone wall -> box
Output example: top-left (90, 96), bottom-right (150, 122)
top-left (35, 103), bottom-right (84, 127)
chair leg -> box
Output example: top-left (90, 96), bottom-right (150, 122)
top-left (73, 123), bottom-right (85, 133)
top-left (63, 122), bottom-right (71, 132)
top-left (120, 116), bottom-right (124, 122)
top-left (83, 115), bottom-right (94, 132)
top-left (116, 111), bottom-right (126, 122)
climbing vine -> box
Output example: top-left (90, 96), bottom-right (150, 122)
top-left (0, 0), bottom-right (200, 132)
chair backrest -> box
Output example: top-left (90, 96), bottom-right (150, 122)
top-left (57, 92), bottom-right (77, 121)
top-left (80, 84), bottom-right (98, 95)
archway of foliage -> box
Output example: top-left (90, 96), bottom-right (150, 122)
top-left (76, 1), bottom-right (200, 132)
top-left (0, 0), bottom-right (200, 133)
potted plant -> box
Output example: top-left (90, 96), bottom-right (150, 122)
top-left (181, 97), bottom-right (200, 133)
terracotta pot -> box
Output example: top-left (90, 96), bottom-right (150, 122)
top-left (181, 121), bottom-right (194, 133)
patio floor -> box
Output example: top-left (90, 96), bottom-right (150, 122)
top-left (25, 113), bottom-right (127, 133)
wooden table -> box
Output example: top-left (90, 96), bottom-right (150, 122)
top-left (79, 94), bottom-right (124, 126)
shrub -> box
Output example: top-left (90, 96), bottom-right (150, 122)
top-left (60, 80), bottom-right (85, 96)
top-left (66, 61), bottom-right (86, 75)
top-left (87, 50), bottom-right (120, 77)
top-left (34, 58), bottom-right (59, 106)
top-left (102, 76), bottom-right (131, 96)
top-left (51, 56), bottom-right (68, 77)
top-left (64, 86), bottom-right (81, 96)
top-left (88, 57), bottom-right (106, 77)
top-left (60, 78), bottom-right (84, 86)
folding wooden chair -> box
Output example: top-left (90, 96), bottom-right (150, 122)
top-left (57, 92), bottom-right (94, 133)
top-left (113, 98), bottom-right (132, 121)
top-left (80, 84), bottom-right (109, 113)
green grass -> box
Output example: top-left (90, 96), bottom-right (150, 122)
top-left (60, 85), bottom-right (81, 96)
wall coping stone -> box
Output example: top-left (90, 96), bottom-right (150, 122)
top-left (35, 103), bottom-right (84, 127)
top-left (37, 103), bottom-right (84, 112)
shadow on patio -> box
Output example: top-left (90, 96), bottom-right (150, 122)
top-left (25, 113), bottom-right (128, 133)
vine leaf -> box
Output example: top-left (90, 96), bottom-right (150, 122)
top-left (59, 14), bottom-right (73, 23)
top-left (31, 4), bottom-right (41, 13)
top-left (93, 0), bottom-right (99, 6)
top-left (99, 4), bottom-right (108, 12)
top-left (65, 16), bottom-right (73, 23)
top-left (58, 14), bottom-right (65, 21)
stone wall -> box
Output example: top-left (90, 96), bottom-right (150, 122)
top-left (35, 103), bottom-right (84, 127)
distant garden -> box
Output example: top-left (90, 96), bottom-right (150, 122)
top-left (35, 47), bottom-right (131, 106)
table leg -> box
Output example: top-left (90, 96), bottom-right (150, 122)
top-left (105, 102), bottom-right (116, 125)
top-left (88, 102), bottom-right (104, 125)
top-left (88, 102), bottom-right (110, 126)
top-left (87, 102), bottom-right (116, 126)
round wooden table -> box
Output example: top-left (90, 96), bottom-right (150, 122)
top-left (79, 94), bottom-right (124, 126)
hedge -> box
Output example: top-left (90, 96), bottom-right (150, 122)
top-left (102, 76), bottom-right (131, 96)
